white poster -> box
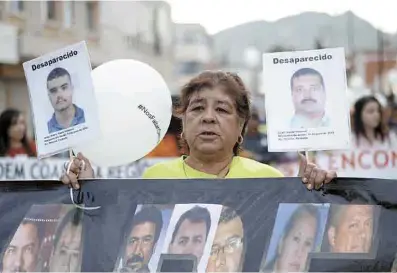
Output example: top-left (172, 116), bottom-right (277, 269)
top-left (263, 47), bottom-right (351, 152)
top-left (23, 41), bottom-right (101, 159)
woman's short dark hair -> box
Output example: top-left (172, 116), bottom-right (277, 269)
top-left (175, 70), bottom-right (252, 155)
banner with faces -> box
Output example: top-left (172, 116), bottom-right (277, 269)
top-left (0, 177), bottom-right (396, 272)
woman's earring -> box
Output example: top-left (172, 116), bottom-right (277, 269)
top-left (180, 132), bottom-right (185, 139)
top-left (237, 135), bottom-right (244, 144)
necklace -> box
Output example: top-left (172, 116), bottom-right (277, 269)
top-left (182, 157), bottom-right (232, 179)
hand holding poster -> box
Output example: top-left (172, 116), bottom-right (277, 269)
top-left (263, 48), bottom-right (351, 152)
top-left (23, 41), bottom-right (101, 159)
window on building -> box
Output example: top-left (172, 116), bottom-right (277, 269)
top-left (177, 61), bottom-right (203, 75)
top-left (183, 32), bottom-right (196, 44)
top-left (47, 1), bottom-right (57, 20)
top-left (86, 2), bottom-right (99, 32)
top-left (63, 1), bottom-right (75, 28)
top-left (9, 0), bottom-right (24, 13)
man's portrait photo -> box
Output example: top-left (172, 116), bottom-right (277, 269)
top-left (321, 204), bottom-right (377, 254)
top-left (46, 67), bottom-right (85, 134)
top-left (120, 206), bottom-right (164, 272)
top-left (290, 67), bottom-right (330, 129)
top-left (167, 206), bottom-right (211, 264)
top-left (206, 207), bottom-right (245, 273)
top-left (161, 204), bottom-right (223, 272)
top-left (1, 219), bottom-right (44, 273)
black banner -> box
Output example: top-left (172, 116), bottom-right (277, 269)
top-left (0, 178), bottom-right (397, 272)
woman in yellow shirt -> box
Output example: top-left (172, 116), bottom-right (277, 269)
top-left (61, 71), bottom-right (336, 189)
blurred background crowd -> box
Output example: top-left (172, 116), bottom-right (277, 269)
top-left (0, 0), bottom-right (396, 178)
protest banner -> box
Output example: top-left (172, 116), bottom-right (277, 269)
top-left (0, 177), bottom-right (397, 272)
top-left (0, 157), bottom-right (173, 180)
top-left (23, 41), bottom-right (101, 159)
top-left (314, 149), bottom-right (397, 180)
top-left (272, 148), bottom-right (397, 180)
top-left (263, 47), bottom-right (351, 152)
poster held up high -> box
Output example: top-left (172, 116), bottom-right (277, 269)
top-left (23, 41), bottom-right (101, 159)
top-left (263, 47), bottom-right (351, 152)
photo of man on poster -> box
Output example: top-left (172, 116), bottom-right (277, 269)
top-left (1, 219), bottom-right (44, 273)
top-left (206, 207), bottom-right (245, 272)
top-left (121, 206), bottom-right (163, 272)
top-left (167, 206), bottom-right (211, 264)
top-left (290, 67), bottom-right (330, 129)
top-left (46, 67), bottom-right (86, 134)
top-left (322, 204), bottom-right (375, 253)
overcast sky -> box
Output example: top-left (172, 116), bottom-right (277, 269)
top-left (166, 0), bottom-right (397, 34)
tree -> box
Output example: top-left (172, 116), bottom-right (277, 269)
top-left (267, 45), bottom-right (294, 53)
top-left (314, 39), bottom-right (324, 49)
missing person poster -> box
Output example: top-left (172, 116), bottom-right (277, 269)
top-left (263, 47), bottom-right (351, 152)
top-left (22, 41), bottom-right (101, 159)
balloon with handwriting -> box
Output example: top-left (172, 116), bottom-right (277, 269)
top-left (73, 59), bottom-right (172, 168)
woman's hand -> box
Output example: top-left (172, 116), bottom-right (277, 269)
top-left (60, 153), bottom-right (94, 189)
top-left (298, 153), bottom-right (336, 190)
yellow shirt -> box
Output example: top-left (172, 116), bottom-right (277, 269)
top-left (142, 156), bottom-right (284, 179)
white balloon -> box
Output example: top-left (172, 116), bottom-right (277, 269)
top-left (73, 59), bottom-right (172, 167)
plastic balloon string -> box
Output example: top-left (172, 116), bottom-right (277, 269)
top-left (66, 160), bottom-right (101, 211)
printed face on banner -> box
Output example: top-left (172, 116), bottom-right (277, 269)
top-left (0, 205), bottom-right (84, 273)
top-left (322, 204), bottom-right (375, 253)
top-left (22, 41), bottom-right (101, 158)
top-left (206, 206), bottom-right (245, 273)
top-left (261, 203), bottom-right (329, 272)
top-left (262, 203), bottom-right (380, 273)
top-left (263, 47), bottom-right (351, 152)
top-left (1, 221), bottom-right (40, 272)
top-left (115, 205), bottom-right (174, 273)
top-left (160, 204), bottom-right (222, 272)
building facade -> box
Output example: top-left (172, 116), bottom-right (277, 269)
top-left (0, 0), bottom-right (175, 137)
top-left (173, 23), bottom-right (213, 92)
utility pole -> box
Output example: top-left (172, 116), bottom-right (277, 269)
top-left (377, 29), bottom-right (384, 93)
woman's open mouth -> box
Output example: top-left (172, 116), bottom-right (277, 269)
top-left (199, 131), bottom-right (218, 139)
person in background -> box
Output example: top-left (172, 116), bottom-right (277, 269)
top-left (241, 110), bottom-right (267, 162)
top-left (146, 116), bottom-right (182, 158)
top-left (352, 96), bottom-right (397, 149)
top-left (0, 108), bottom-right (36, 157)
top-left (386, 93), bottom-right (397, 132)
top-left (61, 71), bottom-right (336, 191)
